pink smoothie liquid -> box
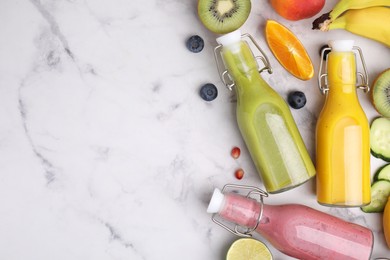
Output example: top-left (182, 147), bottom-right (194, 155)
top-left (214, 191), bottom-right (373, 259)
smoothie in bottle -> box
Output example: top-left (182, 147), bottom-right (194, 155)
top-left (207, 185), bottom-right (373, 259)
top-left (214, 31), bottom-right (315, 193)
top-left (316, 40), bottom-right (371, 207)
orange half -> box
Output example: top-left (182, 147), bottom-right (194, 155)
top-left (265, 20), bottom-right (314, 81)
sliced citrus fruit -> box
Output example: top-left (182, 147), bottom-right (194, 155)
top-left (384, 197), bottom-right (390, 248)
top-left (226, 238), bottom-right (273, 260)
top-left (265, 20), bottom-right (314, 81)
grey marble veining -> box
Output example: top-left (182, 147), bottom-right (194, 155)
top-left (0, 0), bottom-right (390, 259)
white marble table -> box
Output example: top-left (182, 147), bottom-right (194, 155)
top-left (0, 0), bottom-right (389, 259)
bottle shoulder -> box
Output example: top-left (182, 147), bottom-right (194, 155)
top-left (236, 91), bottom-right (290, 114)
top-left (319, 99), bottom-right (367, 116)
top-left (235, 77), bottom-right (286, 104)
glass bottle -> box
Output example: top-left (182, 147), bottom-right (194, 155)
top-left (207, 184), bottom-right (373, 260)
top-left (316, 40), bottom-right (371, 207)
top-left (214, 30), bottom-right (315, 193)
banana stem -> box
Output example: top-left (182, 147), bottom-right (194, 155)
top-left (312, 12), bottom-right (332, 31)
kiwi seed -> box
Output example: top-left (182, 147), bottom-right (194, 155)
top-left (371, 69), bottom-right (390, 118)
top-left (197, 0), bottom-right (251, 34)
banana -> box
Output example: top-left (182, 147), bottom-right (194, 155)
top-left (330, 0), bottom-right (390, 20)
top-left (327, 6), bottom-right (390, 47)
top-left (312, 0), bottom-right (390, 31)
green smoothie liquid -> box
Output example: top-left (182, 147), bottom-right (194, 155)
top-left (221, 41), bottom-right (315, 193)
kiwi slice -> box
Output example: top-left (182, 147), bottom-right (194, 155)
top-left (198, 0), bottom-right (251, 34)
top-left (371, 69), bottom-right (390, 118)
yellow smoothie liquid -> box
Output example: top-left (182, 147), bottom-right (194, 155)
top-left (217, 32), bottom-right (315, 193)
top-left (316, 40), bottom-right (370, 206)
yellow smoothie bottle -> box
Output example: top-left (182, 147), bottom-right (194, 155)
top-left (214, 31), bottom-right (316, 193)
top-left (316, 40), bottom-right (371, 207)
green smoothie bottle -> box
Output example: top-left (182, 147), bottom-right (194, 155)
top-left (214, 30), bottom-right (315, 193)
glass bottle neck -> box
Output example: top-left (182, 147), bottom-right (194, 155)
top-left (327, 52), bottom-right (356, 88)
top-left (219, 193), bottom-right (261, 228)
top-left (221, 42), bottom-right (272, 99)
top-left (222, 41), bottom-right (263, 91)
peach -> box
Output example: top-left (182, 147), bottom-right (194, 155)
top-left (270, 0), bottom-right (325, 21)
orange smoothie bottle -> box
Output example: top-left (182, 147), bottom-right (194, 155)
top-left (316, 40), bottom-right (371, 207)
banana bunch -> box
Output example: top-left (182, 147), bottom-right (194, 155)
top-left (312, 0), bottom-right (390, 47)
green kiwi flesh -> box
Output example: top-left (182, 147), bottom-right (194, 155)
top-left (372, 69), bottom-right (390, 118)
top-left (198, 0), bottom-right (251, 34)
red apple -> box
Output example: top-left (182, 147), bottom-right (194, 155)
top-left (270, 0), bottom-right (325, 21)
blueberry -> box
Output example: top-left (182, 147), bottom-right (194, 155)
top-left (288, 91), bottom-right (306, 109)
top-left (319, 44), bottom-right (331, 60)
top-left (186, 35), bottom-right (204, 53)
top-left (200, 83), bottom-right (218, 102)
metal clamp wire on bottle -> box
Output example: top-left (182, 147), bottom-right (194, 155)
top-left (318, 46), bottom-right (331, 95)
top-left (211, 184), bottom-right (268, 237)
top-left (213, 33), bottom-right (273, 91)
top-left (318, 46), bottom-right (369, 95)
top-left (355, 46), bottom-right (370, 93)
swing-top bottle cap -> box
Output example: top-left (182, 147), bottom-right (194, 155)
top-left (216, 30), bottom-right (242, 52)
top-left (216, 30), bottom-right (241, 46)
top-left (328, 40), bottom-right (354, 52)
top-left (207, 188), bottom-right (225, 213)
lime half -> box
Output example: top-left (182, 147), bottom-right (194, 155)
top-left (226, 238), bottom-right (273, 260)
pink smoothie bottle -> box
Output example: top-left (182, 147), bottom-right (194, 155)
top-left (207, 184), bottom-right (373, 260)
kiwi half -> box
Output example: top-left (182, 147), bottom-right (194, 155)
top-left (372, 69), bottom-right (390, 118)
top-left (198, 0), bottom-right (251, 34)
